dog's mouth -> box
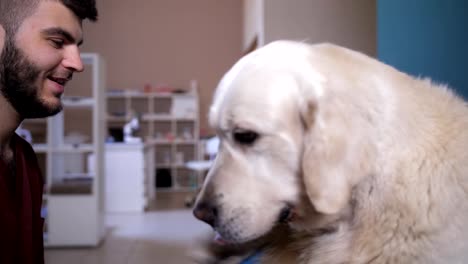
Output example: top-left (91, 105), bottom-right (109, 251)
top-left (213, 231), bottom-right (229, 245)
top-left (278, 203), bottom-right (296, 223)
top-left (212, 204), bottom-right (296, 246)
top-left (278, 206), bottom-right (293, 223)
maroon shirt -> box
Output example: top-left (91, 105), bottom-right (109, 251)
top-left (0, 133), bottom-right (44, 264)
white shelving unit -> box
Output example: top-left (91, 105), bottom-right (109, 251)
top-left (23, 53), bottom-right (106, 247)
top-left (106, 87), bottom-right (200, 192)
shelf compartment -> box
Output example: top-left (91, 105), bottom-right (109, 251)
top-left (21, 119), bottom-right (48, 144)
top-left (65, 64), bottom-right (93, 97)
top-left (129, 97), bottom-right (149, 115)
top-left (134, 120), bottom-right (149, 139)
top-left (152, 120), bottom-right (172, 140)
top-left (175, 144), bottom-right (196, 164)
top-left (63, 107), bottom-right (93, 145)
top-left (174, 168), bottom-right (198, 189)
top-left (152, 97), bottom-right (172, 115)
top-left (154, 145), bottom-right (172, 165)
top-left (49, 151), bottom-right (95, 195)
top-left (176, 120), bottom-right (195, 141)
top-left (107, 96), bottom-right (127, 118)
top-left (49, 179), bottom-right (93, 195)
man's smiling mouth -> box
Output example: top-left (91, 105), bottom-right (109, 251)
top-left (47, 76), bottom-right (69, 85)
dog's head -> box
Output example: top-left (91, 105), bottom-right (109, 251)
top-left (193, 41), bottom-right (378, 244)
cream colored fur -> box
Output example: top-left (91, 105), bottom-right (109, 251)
top-left (193, 41), bottom-right (468, 263)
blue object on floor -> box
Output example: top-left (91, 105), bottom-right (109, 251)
top-left (240, 251), bottom-right (262, 264)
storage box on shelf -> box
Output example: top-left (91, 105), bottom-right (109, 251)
top-left (106, 87), bottom-right (200, 193)
top-left (23, 53), bottom-right (106, 247)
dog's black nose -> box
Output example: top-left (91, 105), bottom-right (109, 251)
top-left (193, 201), bottom-right (218, 227)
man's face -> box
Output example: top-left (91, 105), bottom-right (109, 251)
top-left (0, 1), bottom-right (85, 118)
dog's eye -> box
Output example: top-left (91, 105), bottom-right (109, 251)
top-left (233, 130), bottom-right (258, 145)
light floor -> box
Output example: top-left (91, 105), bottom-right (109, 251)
top-left (45, 193), bottom-right (211, 264)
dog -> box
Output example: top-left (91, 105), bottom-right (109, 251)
top-left (192, 41), bottom-right (468, 263)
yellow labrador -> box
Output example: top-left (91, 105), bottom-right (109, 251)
top-left (192, 41), bottom-right (468, 263)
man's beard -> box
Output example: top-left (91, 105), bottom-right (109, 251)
top-left (0, 37), bottom-right (62, 119)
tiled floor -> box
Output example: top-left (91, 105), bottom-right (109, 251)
top-left (45, 192), bottom-right (211, 264)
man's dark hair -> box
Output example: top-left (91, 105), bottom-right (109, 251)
top-left (61, 0), bottom-right (98, 22)
top-left (0, 0), bottom-right (98, 35)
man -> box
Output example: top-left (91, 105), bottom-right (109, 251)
top-left (0, 1), bottom-right (98, 263)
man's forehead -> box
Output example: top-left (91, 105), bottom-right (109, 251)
top-left (20, 0), bottom-right (83, 42)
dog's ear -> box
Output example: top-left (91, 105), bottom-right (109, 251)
top-left (294, 44), bottom-right (376, 215)
top-left (299, 92), bottom-right (370, 215)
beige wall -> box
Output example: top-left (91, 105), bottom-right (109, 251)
top-left (264, 0), bottom-right (376, 56)
top-left (80, 0), bottom-right (243, 134)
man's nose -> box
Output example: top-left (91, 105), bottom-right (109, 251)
top-left (63, 46), bottom-right (84, 72)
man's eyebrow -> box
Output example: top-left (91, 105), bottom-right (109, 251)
top-left (41, 27), bottom-right (83, 46)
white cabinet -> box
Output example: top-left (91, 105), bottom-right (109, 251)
top-left (105, 143), bottom-right (155, 212)
top-left (21, 53), bottom-right (106, 247)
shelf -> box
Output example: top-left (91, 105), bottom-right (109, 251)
top-left (156, 163), bottom-right (191, 168)
top-left (174, 140), bottom-right (197, 145)
top-left (147, 139), bottom-right (197, 145)
top-left (173, 163), bottom-right (189, 168)
top-left (155, 187), bottom-right (175, 192)
top-left (175, 117), bottom-right (196, 121)
top-left (23, 118), bottom-right (48, 124)
top-left (62, 97), bottom-right (95, 107)
top-left (107, 91), bottom-right (177, 99)
top-left (106, 114), bottom-right (131, 122)
top-left (142, 114), bottom-right (173, 121)
top-left (156, 163), bottom-right (172, 168)
top-left (148, 139), bottom-right (173, 145)
top-left (32, 144), bottom-right (49, 153)
top-left (141, 114), bottom-right (196, 121)
top-left (185, 160), bottom-right (213, 171)
top-left (106, 84), bottom-right (200, 194)
top-left (62, 172), bottom-right (95, 180)
top-left (51, 144), bottom-right (94, 153)
top-left (155, 186), bottom-right (196, 193)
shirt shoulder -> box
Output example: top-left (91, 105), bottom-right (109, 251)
top-left (13, 132), bottom-right (43, 185)
top-left (14, 133), bottom-right (37, 157)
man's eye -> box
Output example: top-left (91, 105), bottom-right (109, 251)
top-left (49, 39), bottom-right (64, 48)
top-left (233, 130), bottom-right (259, 145)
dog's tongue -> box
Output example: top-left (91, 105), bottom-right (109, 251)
top-left (213, 231), bottom-right (228, 245)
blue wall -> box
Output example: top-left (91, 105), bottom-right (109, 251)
top-left (378, 0), bottom-right (468, 98)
